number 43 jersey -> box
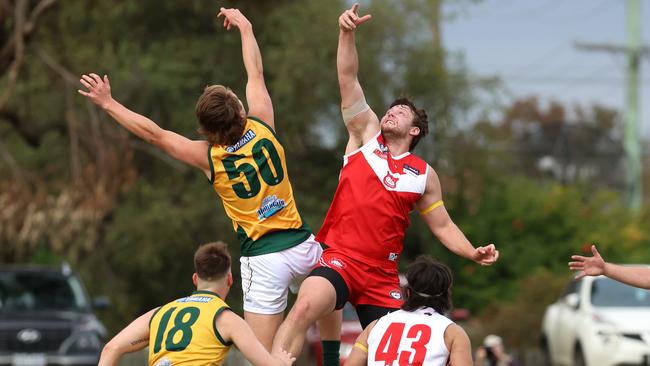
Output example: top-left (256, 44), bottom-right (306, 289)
top-left (367, 307), bottom-right (453, 366)
top-left (208, 117), bottom-right (310, 257)
top-left (148, 291), bottom-right (232, 366)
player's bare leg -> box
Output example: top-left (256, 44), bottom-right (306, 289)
top-left (317, 309), bottom-right (342, 366)
top-left (272, 276), bottom-right (337, 357)
top-left (244, 311), bottom-right (284, 351)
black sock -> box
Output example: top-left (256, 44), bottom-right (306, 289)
top-left (322, 340), bottom-right (341, 366)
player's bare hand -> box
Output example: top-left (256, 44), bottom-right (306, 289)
top-left (339, 3), bottom-right (372, 32)
top-left (569, 244), bottom-right (605, 279)
top-left (78, 73), bottom-right (113, 109)
top-left (273, 349), bottom-right (296, 366)
top-left (217, 7), bottom-right (251, 31)
top-left (473, 244), bottom-right (499, 266)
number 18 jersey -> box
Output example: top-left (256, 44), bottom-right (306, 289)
top-left (367, 307), bottom-right (453, 366)
top-left (208, 117), bottom-right (310, 257)
top-left (148, 291), bottom-right (231, 366)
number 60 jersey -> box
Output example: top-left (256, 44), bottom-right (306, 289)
top-left (367, 307), bottom-right (453, 366)
top-left (208, 117), bottom-right (311, 257)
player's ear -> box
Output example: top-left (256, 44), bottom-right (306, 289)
top-left (192, 273), bottom-right (198, 287)
top-left (409, 126), bottom-right (420, 137)
top-left (227, 272), bottom-right (233, 287)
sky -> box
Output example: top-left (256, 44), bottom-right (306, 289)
top-left (443, 0), bottom-right (650, 138)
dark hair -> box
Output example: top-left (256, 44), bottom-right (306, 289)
top-left (389, 98), bottom-right (428, 151)
top-left (196, 85), bottom-right (245, 146)
top-left (401, 255), bottom-right (453, 314)
top-left (193, 241), bottom-right (231, 281)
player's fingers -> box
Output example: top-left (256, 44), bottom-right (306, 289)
top-left (81, 74), bottom-right (96, 86)
top-left (570, 255), bottom-right (586, 261)
top-left (103, 75), bottom-right (110, 86)
top-left (89, 73), bottom-right (102, 84)
top-left (591, 244), bottom-right (601, 258)
top-left (493, 250), bottom-right (499, 261)
top-left (77, 89), bottom-right (90, 97)
top-left (351, 3), bottom-right (359, 13)
top-left (356, 14), bottom-right (372, 25)
top-left (79, 79), bottom-right (92, 89)
top-left (341, 16), bottom-right (355, 30)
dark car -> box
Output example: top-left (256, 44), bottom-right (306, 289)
top-left (0, 264), bottom-right (108, 366)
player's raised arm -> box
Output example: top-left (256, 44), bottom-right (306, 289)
top-left (218, 8), bottom-right (274, 129)
top-left (97, 308), bottom-right (157, 366)
top-left (337, 4), bottom-right (379, 152)
top-left (78, 73), bottom-right (210, 176)
top-left (569, 245), bottom-right (650, 289)
top-left (416, 166), bottom-right (499, 266)
top-left (216, 309), bottom-right (295, 366)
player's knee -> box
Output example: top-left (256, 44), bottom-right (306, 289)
top-left (287, 299), bottom-right (317, 327)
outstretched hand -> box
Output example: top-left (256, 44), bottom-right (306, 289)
top-left (472, 244), bottom-right (499, 266)
top-left (569, 244), bottom-right (605, 279)
top-left (78, 73), bottom-right (113, 109)
top-left (217, 7), bottom-right (251, 31)
top-left (339, 3), bottom-right (372, 32)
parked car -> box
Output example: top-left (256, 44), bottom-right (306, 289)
top-left (0, 264), bottom-right (108, 366)
top-left (541, 272), bottom-right (650, 366)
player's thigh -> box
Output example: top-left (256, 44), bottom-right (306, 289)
top-left (240, 253), bottom-right (294, 315)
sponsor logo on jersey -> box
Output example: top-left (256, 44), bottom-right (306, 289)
top-left (154, 357), bottom-right (172, 366)
top-left (225, 129), bottom-right (256, 153)
top-left (329, 257), bottom-right (346, 269)
top-left (389, 289), bottom-right (402, 300)
top-left (383, 172), bottom-right (399, 188)
top-left (403, 163), bottom-right (421, 176)
top-left (177, 296), bottom-right (213, 303)
top-left (388, 252), bottom-right (398, 261)
top-left (373, 148), bottom-right (388, 160)
top-left (257, 195), bottom-right (286, 220)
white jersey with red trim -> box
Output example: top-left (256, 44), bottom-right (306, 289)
top-left (367, 307), bottom-right (452, 366)
top-left (316, 132), bottom-right (428, 267)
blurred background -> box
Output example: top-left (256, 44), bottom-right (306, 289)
top-left (1, 0), bottom-right (649, 365)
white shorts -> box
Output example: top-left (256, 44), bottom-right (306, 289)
top-left (240, 234), bottom-right (322, 314)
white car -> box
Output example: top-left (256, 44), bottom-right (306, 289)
top-left (541, 273), bottom-right (650, 366)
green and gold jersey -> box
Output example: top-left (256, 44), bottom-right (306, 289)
top-left (148, 291), bottom-right (231, 366)
top-left (208, 117), bottom-right (310, 256)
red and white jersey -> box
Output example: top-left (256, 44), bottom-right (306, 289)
top-left (316, 132), bottom-right (428, 267)
top-left (367, 307), bottom-right (453, 366)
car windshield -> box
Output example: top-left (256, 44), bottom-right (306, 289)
top-left (591, 277), bottom-right (650, 307)
top-left (0, 271), bottom-right (89, 312)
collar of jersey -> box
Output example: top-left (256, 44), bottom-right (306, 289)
top-left (191, 290), bottom-right (221, 299)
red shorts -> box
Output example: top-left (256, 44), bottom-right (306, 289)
top-left (317, 248), bottom-right (402, 308)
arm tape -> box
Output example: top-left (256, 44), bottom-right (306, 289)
top-left (354, 342), bottom-right (368, 354)
top-left (342, 97), bottom-right (370, 123)
top-left (419, 200), bottom-right (444, 215)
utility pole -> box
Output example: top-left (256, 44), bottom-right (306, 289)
top-left (575, 0), bottom-right (650, 212)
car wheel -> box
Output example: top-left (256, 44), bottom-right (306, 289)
top-left (574, 344), bottom-right (586, 366)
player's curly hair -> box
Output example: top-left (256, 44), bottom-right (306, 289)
top-left (389, 98), bottom-right (429, 151)
top-left (401, 255), bottom-right (453, 314)
top-left (196, 85), bottom-right (245, 146)
top-left (194, 241), bottom-right (231, 281)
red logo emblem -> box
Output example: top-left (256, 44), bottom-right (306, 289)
top-left (383, 172), bottom-right (399, 188)
top-left (329, 257), bottom-right (346, 269)
top-left (389, 290), bottom-right (402, 300)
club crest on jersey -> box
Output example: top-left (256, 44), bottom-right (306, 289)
top-left (389, 289), bottom-right (402, 300)
top-left (257, 195), bottom-right (286, 220)
top-left (225, 129), bottom-right (256, 153)
top-left (388, 252), bottom-right (398, 261)
top-left (383, 172), bottom-right (399, 188)
top-left (329, 257), bottom-right (346, 269)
